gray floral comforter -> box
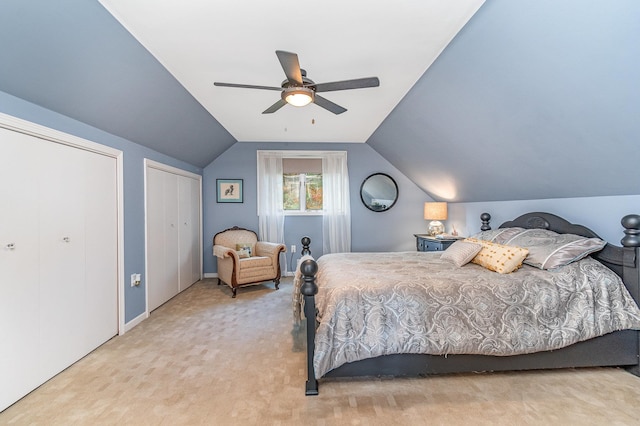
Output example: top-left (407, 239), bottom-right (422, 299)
top-left (307, 252), bottom-right (640, 378)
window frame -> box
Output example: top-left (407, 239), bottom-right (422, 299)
top-left (257, 150), bottom-right (338, 217)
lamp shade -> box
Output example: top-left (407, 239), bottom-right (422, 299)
top-left (424, 202), bottom-right (447, 221)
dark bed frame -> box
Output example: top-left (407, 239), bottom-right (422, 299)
top-left (299, 212), bottom-right (640, 395)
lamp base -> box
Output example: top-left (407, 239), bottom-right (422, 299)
top-left (428, 221), bottom-right (445, 236)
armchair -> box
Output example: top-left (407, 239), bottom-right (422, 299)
top-left (213, 226), bottom-right (286, 298)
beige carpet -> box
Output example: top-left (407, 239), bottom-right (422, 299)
top-left (2, 278), bottom-right (640, 425)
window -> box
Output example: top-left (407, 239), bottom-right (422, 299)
top-left (283, 158), bottom-right (323, 213)
top-left (257, 150), bottom-right (350, 254)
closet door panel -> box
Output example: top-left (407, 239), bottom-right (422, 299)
top-left (147, 168), bottom-right (179, 311)
top-left (146, 167), bottom-right (167, 312)
top-left (163, 172), bottom-right (180, 300)
top-left (0, 130), bottom-right (41, 410)
top-left (38, 141), bottom-right (86, 378)
top-left (178, 176), bottom-right (198, 291)
top-left (84, 152), bottom-right (118, 350)
top-left (190, 177), bottom-right (201, 284)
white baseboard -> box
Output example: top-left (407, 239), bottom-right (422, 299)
top-left (205, 271), bottom-right (294, 278)
top-left (123, 311), bottom-right (148, 334)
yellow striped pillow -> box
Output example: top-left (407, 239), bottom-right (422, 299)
top-left (465, 238), bottom-right (529, 274)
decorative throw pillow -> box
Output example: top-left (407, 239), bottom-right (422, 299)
top-left (236, 249), bottom-right (250, 259)
top-left (501, 228), bottom-right (606, 270)
top-left (466, 238), bottom-right (529, 274)
top-left (441, 240), bottom-right (483, 267)
top-left (470, 227), bottom-right (525, 244)
top-left (236, 243), bottom-right (253, 258)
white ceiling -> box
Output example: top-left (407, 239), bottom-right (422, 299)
top-left (99, 0), bottom-right (484, 143)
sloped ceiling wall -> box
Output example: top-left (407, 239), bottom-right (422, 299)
top-left (368, 0), bottom-right (640, 202)
top-left (0, 0), bottom-right (235, 167)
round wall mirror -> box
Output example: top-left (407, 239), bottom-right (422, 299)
top-left (360, 173), bottom-right (399, 212)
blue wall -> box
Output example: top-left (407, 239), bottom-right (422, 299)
top-left (0, 91), bottom-right (201, 323)
top-left (369, 0), bottom-right (640, 203)
top-left (203, 142), bottom-right (433, 275)
top-left (449, 195), bottom-right (640, 245)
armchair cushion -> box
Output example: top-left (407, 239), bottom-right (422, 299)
top-left (239, 256), bottom-right (272, 268)
top-left (236, 243), bottom-right (254, 257)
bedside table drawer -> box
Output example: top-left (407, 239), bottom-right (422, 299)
top-left (424, 240), bottom-right (446, 251)
top-left (414, 235), bottom-right (456, 252)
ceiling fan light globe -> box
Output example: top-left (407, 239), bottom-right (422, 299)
top-left (282, 87), bottom-right (314, 107)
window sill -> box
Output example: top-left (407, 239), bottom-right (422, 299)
top-left (284, 211), bottom-right (324, 217)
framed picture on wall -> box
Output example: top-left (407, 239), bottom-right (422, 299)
top-left (216, 179), bottom-right (243, 203)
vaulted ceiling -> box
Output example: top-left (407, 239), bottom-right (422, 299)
top-left (98, 0), bottom-right (483, 144)
top-left (1, 0), bottom-right (638, 203)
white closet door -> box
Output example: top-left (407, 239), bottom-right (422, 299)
top-left (146, 163), bottom-right (201, 312)
top-left (84, 152), bottom-right (118, 350)
top-left (0, 130), bottom-right (41, 410)
top-left (0, 115), bottom-right (120, 412)
top-left (147, 168), bottom-right (180, 311)
top-left (178, 175), bottom-right (200, 291)
top-left (38, 141), bottom-right (87, 379)
top-left (163, 172), bottom-right (180, 300)
top-left (189, 176), bottom-right (201, 284)
top-left (147, 167), bottom-right (167, 311)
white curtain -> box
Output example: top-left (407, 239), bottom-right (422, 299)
top-left (256, 151), bottom-right (284, 244)
top-left (322, 152), bottom-right (351, 254)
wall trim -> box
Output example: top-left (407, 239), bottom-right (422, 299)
top-left (145, 158), bottom-right (202, 180)
top-left (124, 311), bottom-right (148, 333)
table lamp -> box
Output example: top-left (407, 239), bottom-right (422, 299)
top-left (424, 202), bottom-right (447, 236)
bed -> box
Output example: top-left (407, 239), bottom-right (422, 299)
top-left (295, 212), bottom-right (640, 395)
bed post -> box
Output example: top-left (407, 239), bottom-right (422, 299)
top-left (301, 236), bottom-right (311, 256)
top-left (480, 212), bottom-right (491, 231)
top-left (621, 214), bottom-right (640, 300)
top-left (621, 214), bottom-right (640, 376)
top-left (300, 257), bottom-right (319, 395)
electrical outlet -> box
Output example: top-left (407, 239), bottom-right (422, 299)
top-left (291, 244), bottom-right (296, 253)
top-left (131, 273), bottom-right (142, 287)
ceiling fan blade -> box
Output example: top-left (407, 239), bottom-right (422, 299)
top-left (313, 95), bottom-right (347, 115)
top-left (275, 50), bottom-right (303, 85)
top-left (262, 99), bottom-right (287, 114)
top-left (214, 82), bottom-right (282, 91)
top-left (312, 77), bottom-right (380, 93)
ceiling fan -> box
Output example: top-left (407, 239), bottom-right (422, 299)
top-left (214, 50), bottom-right (380, 115)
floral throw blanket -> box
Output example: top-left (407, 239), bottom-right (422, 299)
top-left (304, 252), bottom-right (640, 379)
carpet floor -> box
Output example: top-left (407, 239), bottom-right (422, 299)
top-left (2, 278), bottom-right (640, 425)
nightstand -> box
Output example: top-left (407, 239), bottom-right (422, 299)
top-left (414, 234), bottom-right (458, 252)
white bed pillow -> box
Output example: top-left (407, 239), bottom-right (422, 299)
top-left (470, 227), bottom-right (525, 244)
top-left (501, 228), bottom-right (606, 270)
top-left (440, 240), bottom-right (483, 267)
